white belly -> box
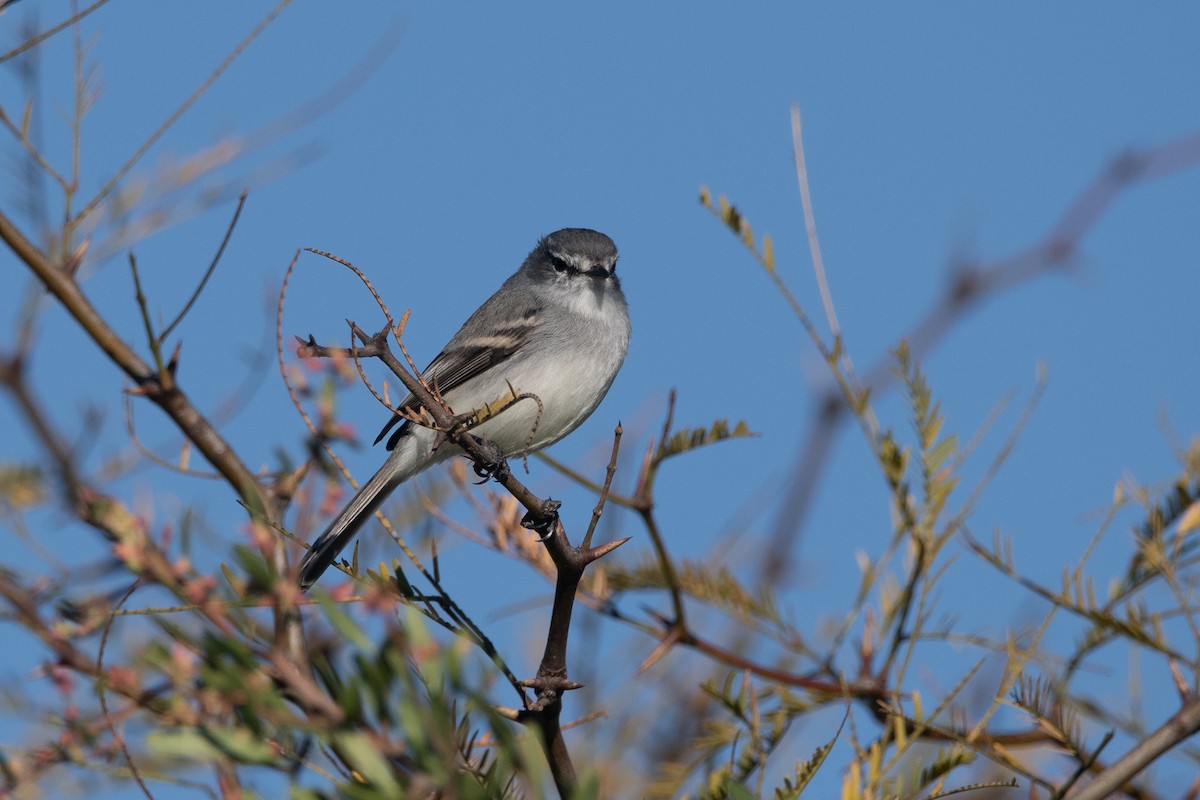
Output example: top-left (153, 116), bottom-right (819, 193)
top-left (417, 306), bottom-right (628, 459)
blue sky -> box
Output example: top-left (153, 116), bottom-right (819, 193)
top-left (2, 2), bottom-right (1199, 797)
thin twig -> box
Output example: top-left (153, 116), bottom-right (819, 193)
top-left (127, 252), bottom-right (165, 376)
top-left (0, 206), bottom-right (269, 522)
top-left (97, 581), bottom-right (154, 800)
top-left (0, 0), bottom-right (113, 65)
top-left (66, 12), bottom-right (86, 243)
top-left (0, 104), bottom-right (71, 190)
top-left (790, 104), bottom-right (840, 341)
top-left (1068, 697), bottom-right (1200, 800)
top-left (633, 392), bottom-right (687, 630)
top-left (582, 424), bottom-right (622, 550)
top-left (535, 451), bottom-right (639, 509)
top-left (161, 190), bottom-right (248, 340)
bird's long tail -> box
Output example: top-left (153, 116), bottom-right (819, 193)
top-left (298, 442), bottom-right (422, 590)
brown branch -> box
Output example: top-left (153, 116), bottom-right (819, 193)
top-left (0, 279), bottom-right (280, 652)
top-left (2, 349), bottom-right (440, 762)
top-left (0, 208), bottom-right (268, 520)
top-left (502, 430), bottom-right (630, 796)
top-left (0, 573), bottom-right (193, 725)
top-left (516, 520), bottom-right (631, 796)
top-left (627, 600), bottom-right (1056, 750)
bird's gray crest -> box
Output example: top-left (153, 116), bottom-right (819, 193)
top-left (531, 228), bottom-right (619, 274)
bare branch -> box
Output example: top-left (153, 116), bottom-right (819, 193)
top-left (0, 208), bottom-right (268, 519)
top-left (1069, 697), bottom-right (1200, 800)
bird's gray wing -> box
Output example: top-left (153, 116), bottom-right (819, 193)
top-left (374, 307), bottom-right (541, 450)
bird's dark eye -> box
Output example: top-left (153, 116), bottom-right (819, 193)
top-left (550, 254), bottom-right (572, 273)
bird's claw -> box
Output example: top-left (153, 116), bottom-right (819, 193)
top-left (471, 437), bottom-right (508, 484)
top-left (521, 499), bottom-right (562, 541)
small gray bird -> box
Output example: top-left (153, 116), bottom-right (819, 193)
top-left (298, 228), bottom-right (630, 590)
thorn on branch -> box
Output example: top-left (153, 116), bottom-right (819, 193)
top-left (638, 625), bottom-right (683, 673)
top-left (519, 675), bottom-right (584, 693)
top-left (519, 673), bottom-right (584, 714)
top-left (165, 341), bottom-right (182, 382)
top-left (582, 536), bottom-right (631, 565)
top-left (294, 326), bottom-right (390, 360)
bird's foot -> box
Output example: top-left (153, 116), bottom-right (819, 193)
top-left (521, 499), bottom-right (562, 541)
top-left (470, 436), bottom-right (509, 484)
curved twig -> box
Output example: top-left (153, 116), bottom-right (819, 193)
top-left (160, 190), bottom-right (247, 340)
